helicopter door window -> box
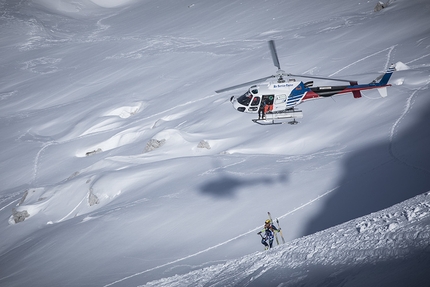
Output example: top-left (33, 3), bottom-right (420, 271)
top-left (248, 96), bottom-right (260, 112)
top-left (275, 94), bottom-right (287, 104)
top-left (250, 96), bottom-right (260, 106)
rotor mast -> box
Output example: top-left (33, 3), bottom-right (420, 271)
top-left (268, 40), bottom-right (286, 83)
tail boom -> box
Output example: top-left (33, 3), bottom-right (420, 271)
top-left (302, 65), bottom-right (395, 101)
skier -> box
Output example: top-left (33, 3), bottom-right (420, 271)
top-left (258, 219), bottom-right (279, 249)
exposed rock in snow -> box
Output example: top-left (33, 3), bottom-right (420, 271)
top-left (144, 138), bottom-right (166, 152)
top-left (197, 140), bottom-right (211, 149)
top-left (88, 189), bottom-right (100, 206)
top-left (374, 1), bottom-right (389, 12)
top-left (12, 208), bottom-right (30, 223)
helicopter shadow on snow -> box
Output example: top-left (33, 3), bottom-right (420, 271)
top-left (302, 101), bottom-right (430, 237)
top-left (199, 161), bottom-right (289, 198)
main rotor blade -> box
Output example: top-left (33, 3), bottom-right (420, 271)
top-left (215, 75), bottom-right (275, 93)
top-left (268, 40), bottom-right (281, 70)
top-left (287, 73), bottom-right (356, 84)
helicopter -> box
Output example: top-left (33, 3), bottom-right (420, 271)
top-left (216, 40), bottom-right (395, 125)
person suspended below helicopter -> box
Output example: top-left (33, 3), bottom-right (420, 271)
top-left (258, 99), bottom-right (267, 120)
top-left (258, 96), bottom-right (274, 120)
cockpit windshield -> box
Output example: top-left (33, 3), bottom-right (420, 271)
top-left (237, 91), bottom-right (253, 106)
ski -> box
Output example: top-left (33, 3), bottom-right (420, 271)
top-left (276, 218), bottom-right (286, 244)
top-left (267, 212), bottom-right (279, 245)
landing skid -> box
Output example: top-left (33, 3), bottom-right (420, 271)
top-left (252, 109), bottom-right (302, 125)
top-left (252, 119), bottom-right (283, 125)
top-left (252, 118), bottom-right (300, 125)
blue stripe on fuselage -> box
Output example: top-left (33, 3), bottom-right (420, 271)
top-left (286, 82), bottom-right (306, 107)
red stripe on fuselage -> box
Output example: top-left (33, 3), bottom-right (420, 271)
top-left (302, 90), bottom-right (321, 101)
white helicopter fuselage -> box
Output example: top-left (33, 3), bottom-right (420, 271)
top-left (219, 41), bottom-right (394, 124)
top-left (231, 79), bottom-right (307, 114)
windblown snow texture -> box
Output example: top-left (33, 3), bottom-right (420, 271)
top-left (0, 0), bottom-right (429, 286)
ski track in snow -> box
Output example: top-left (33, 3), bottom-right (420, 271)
top-left (0, 198), bottom-right (20, 212)
top-left (103, 187), bottom-right (338, 287)
top-left (328, 45), bottom-right (396, 101)
top-left (406, 52), bottom-right (430, 66)
top-left (329, 45), bottom-right (397, 77)
top-left (199, 159), bottom-right (248, 176)
top-left (32, 141), bottom-right (56, 185)
top-left (56, 194), bottom-right (87, 223)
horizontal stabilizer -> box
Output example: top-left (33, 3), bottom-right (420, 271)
top-left (377, 87), bottom-right (388, 98)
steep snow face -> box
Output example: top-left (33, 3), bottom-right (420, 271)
top-left (142, 192), bottom-right (430, 287)
top-left (0, 0), bottom-right (429, 286)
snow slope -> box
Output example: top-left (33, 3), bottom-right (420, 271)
top-left (0, 0), bottom-right (429, 286)
top-left (143, 192), bottom-right (430, 287)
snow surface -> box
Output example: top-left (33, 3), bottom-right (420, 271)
top-left (0, 0), bottom-right (429, 286)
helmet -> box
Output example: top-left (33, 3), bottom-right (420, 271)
top-left (265, 219), bottom-right (271, 224)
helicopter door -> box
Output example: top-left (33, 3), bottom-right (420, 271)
top-left (262, 95), bottom-right (275, 112)
top-left (273, 94), bottom-right (287, 111)
top-left (248, 96), bottom-right (260, 112)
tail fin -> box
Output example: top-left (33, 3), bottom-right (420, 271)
top-left (374, 64), bottom-right (396, 86)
